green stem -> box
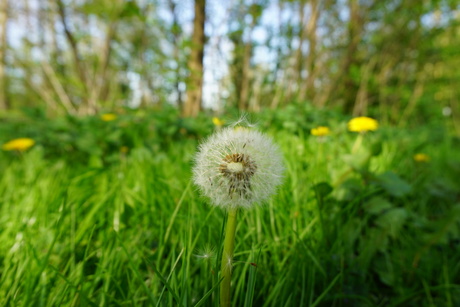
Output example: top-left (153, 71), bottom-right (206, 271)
top-left (220, 208), bottom-right (238, 307)
top-left (351, 133), bottom-right (364, 153)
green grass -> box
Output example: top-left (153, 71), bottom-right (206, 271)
top-left (1, 118), bottom-right (459, 306)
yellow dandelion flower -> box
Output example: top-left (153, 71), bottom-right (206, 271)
top-left (212, 117), bottom-right (225, 127)
top-left (414, 153), bottom-right (429, 162)
top-left (311, 126), bottom-right (330, 137)
top-left (101, 113), bottom-right (117, 121)
top-left (348, 117), bottom-right (378, 132)
top-left (2, 138), bottom-right (35, 151)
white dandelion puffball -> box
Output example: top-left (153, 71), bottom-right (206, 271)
top-left (193, 127), bottom-right (284, 209)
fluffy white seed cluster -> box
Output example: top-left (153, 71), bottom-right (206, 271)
top-left (193, 127), bottom-right (284, 209)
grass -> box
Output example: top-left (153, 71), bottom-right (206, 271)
top-left (0, 116), bottom-right (459, 306)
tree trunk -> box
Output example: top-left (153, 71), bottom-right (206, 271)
top-left (238, 42), bottom-right (252, 110)
top-left (299, 0), bottom-right (320, 101)
top-left (168, 0), bottom-right (183, 109)
top-left (183, 0), bottom-right (205, 117)
top-left (88, 21), bottom-right (117, 113)
top-left (314, 0), bottom-right (367, 109)
top-left (341, 0), bottom-right (363, 112)
top-left (269, 0), bottom-right (285, 110)
top-left (352, 58), bottom-right (375, 116)
top-left (0, 0), bottom-right (9, 110)
top-left (295, 0), bottom-right (306, 93)
top-left (56, 0), bottom-right (88, 113)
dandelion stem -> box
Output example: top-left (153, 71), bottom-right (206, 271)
top-left (351, 133), bottom-right (364, 153)
top-left (220, 208), bottom-right (238, 307)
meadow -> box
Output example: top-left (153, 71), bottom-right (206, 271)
top-left (1, 106), bottom-right (459, 306)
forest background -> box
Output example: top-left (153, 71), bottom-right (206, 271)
top-left (0, 0), bottom-right (459, 126)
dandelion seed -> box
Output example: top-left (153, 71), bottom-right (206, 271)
top-left (194, 245), bottom-right (216, 262)
top-left (223, 252), bottom-right (234, 271)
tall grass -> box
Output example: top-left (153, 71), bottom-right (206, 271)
top-left (0, 122), bottom-right (459, 306)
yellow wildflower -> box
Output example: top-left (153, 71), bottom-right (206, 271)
top-left (120, 146), bottom-right (129, 154)
top-left (101, 113), bottom-right (117, 121)
top-left (212, 117), bottom-right (224, 127)
top-left (311, 126), bottom-right (331, 137)
top-left (348, 116), bottom-right (378, 132)
top-left (2, 138), bottom-right (35, 151)
top-left (414, 153), bottom-right (429, 162)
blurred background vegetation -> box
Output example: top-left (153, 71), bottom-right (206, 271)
top-left (0, 0), bottom-right (459, 130)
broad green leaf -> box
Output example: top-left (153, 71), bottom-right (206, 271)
top-left (376, 171), bottom-right (412, 198)
top-left (373, 255), bottom-right (395, 287)
top-left (342, 150), bottom-right (371, 170)
top-left (312, 182), bottom-right (333, 198)
top-left (333, 178), bottom-right (362, 201)
top-left (363, 197), bottom-right (393, 215)
top-left (370, 141), bottom-right (383, 156)
top-left (375, 208), bottom-right (408, 238)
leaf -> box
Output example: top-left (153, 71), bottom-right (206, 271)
top-left (375, 171), bottom-right (412, 198)
top-left (373, 254), bottom-right (395, 287)
top-left (363, 197), bottom-right (393, 215)
top-left (370, 141), bottom-right (383, 156)
top-left (375, 208), bottom-right (408, 238)
top-left (106, 129), bottom-right (122, 143)
top-left (333, 178), bottom-right (362, 201)
top-left (312, 182), bottom-right (333, 199)
top-left (120, 1), bottom-right (142, 19)
top-left (342, 150), bottom-right (371, 171)
top-left (342, 217), bottom-right (364, 247)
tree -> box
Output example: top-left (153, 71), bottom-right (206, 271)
top-left (298, 0), bottom-right (320, 102)
top-left (227, 1), bottom-right (264, 111)
top-left (0, 0), bottom-right (8, 110)
top-left (167, 0), bottom-right (185, 109)
top-left (183, 0), bottom-right (206, 117)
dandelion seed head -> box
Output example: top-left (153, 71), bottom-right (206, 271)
top-left (193, 127), bottom-right (284, 209)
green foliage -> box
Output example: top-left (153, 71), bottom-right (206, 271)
top-left (0, 107), bottom-right (214, 167)
top-left (374, 171), bottom-right (412, 198)
top-left (0, 108), bottom-right (460, 306)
